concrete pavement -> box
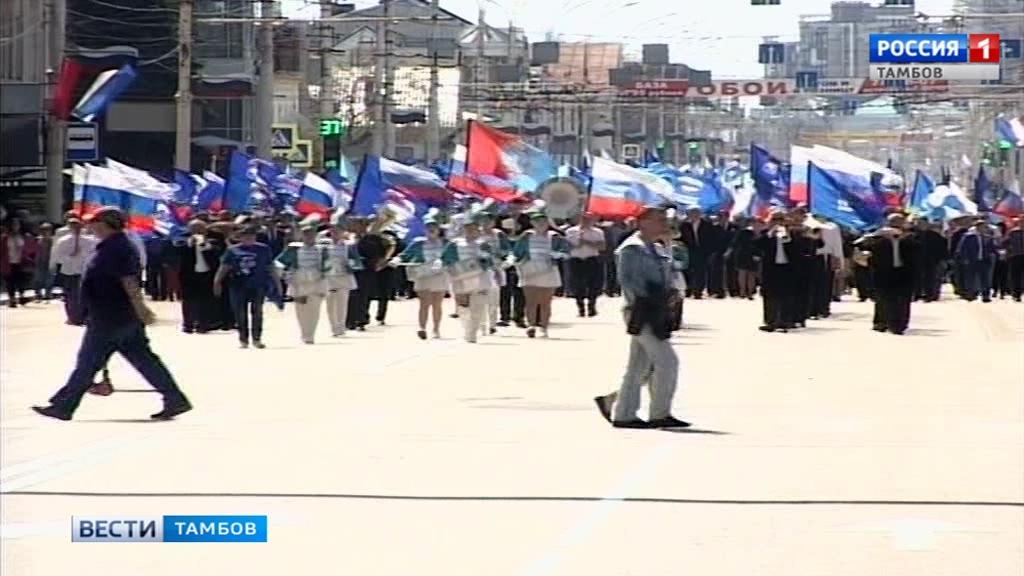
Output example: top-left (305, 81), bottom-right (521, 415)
top-left (1, 294), bottom-right (1022, 575)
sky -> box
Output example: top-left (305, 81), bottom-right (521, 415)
top-left (284, 0), bottom-right (956, 78)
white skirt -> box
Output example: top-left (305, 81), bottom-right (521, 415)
top-left (414, 270), bottom-right (449, 293)
top-left (519, 265), bottom-right (561, 288)
top-left (451, 272), bottom-right (491, 295)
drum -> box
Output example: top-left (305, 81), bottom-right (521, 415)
top-left (517, 258), bottom-right (552, 279)
top-left (448, 259), bottom-right (483, 283)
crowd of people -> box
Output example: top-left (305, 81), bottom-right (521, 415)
top-left (5, 198), bottom-right (1021, 425)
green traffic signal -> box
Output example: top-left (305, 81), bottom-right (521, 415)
top-left (319, 119), bottom-right (346, 137)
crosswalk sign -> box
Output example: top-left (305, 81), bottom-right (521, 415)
top-left (271, 123), bottom-right (297, 150)
top-left (287, 140), bottom-right (312, 168)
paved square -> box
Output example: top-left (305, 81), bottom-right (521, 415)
top-left (2, 295), bottom-right (1022, 574)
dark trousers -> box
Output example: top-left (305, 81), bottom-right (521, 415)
top-left (59, 273), bottom-right (84, 324)
top-left (916, 262), bottom-right (943, 302)
top-left (873, 286), bottom-right (912, 333)
top-left (1008, 255), bottom-right (1024, 299)
top-left (371, 269), bottom-right (394, 322)
top-left (810, 257), bottom-right (832, 317)
top-left (707, 252), bottom-right (726, 297)
top-left (761, 263), bottom-right (793, 328)
top-left (670, 298), bottom-right (683, 331)
top-left (48, 321), bottom-right (188, 416)
top-left (570, 257), bottom-right (603, 310)
top-left (146, 262), bottom-right (165, 300)
top-left (500, 268), bottom-right (525, 323)
top-left (854, 265), bottom-right (874, 301)
top-left (792, 267), bottom-right (811, 325)
top-left (3, 263), bottom-right (28, 305)
top-left (603, 256), bottom-right (620, 296)
top-left (962, 260), bottom-right (992, 301)
top-left (181, 271), bottom-right (214, 332)
top-left (229, 284), bottom-right (266, 344)
top-left (347, 270), bottom-right (374, 328)
top-left (684, 258), bottom-right (708, 297)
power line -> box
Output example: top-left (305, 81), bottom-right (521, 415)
top-left (0, 18), bottom-right (44, 46)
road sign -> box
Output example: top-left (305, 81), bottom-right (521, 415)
top-left (287, 140), bottom-right (312, 168)
top-left (65, 122), bottom-right (98, 162)
top-left (1001, 39), bottom-right (1022, 59)
top-left (795, 71), bottom-right (819, 90)
top-left (758, 43), bottom-right (785, 64)
top-left (271, 123), bottom-right (297, 150)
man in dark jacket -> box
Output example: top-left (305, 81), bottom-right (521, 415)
top-left (678, 207), bottom-right (717, 299)
top-left (856, 213), bottom-right (918, 335)
top-left (912, 219), bottom-right (948, 302)
top-left (955, 219), bottom-right (998, 303)
top-left (176, 220), bottom-right (220, 333)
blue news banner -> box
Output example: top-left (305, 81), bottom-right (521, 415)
top-left (72, 516), bottom-right (268, 543)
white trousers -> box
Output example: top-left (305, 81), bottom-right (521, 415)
top-left (612, 326), bottom-right (679, 422)
top-left (294, 294), bottom-right (324, 343)
top-left (458, 291), bottom-right (488, 343)
top-left (482, 286), bottom-right (500, 334)
top-left (325, 288), bottom-right (351, 336)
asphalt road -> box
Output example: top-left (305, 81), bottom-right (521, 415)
top-left (2, 293), bottom-right (1022, 575)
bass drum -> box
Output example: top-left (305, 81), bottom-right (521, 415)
top-left (537, 177), bottom-right (585, 220)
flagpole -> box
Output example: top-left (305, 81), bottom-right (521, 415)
top-left (44, 0), bottom-right (67, 222)
top-left (175, 0), bottom-right (193, 172)
top-left (426, 0), bottom-right (441, 164)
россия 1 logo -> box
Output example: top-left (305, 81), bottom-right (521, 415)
top-left (869, 33), bottom-right (1001, 81)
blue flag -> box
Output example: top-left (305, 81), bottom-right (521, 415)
top-left (750, 143), bottom-right (791, 217)
top-left (808, 162), bottom-right (886, 232)
top-left (224, 151), bottom-right (255, 212)
top-left (908, 170), bottom-right (935, 214)
top-left (72, 64), bottom-right (138, 122)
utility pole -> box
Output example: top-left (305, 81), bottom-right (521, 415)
top-left (383, 0), bottom-right (395, 158)
top-left (316, 11), bottom-right (335, 169)
top-left (175, 0), bottom-right (193, 172)
top-left (255, 0), bottom-right (275, 159)
top-left (44, 0), bottom-right (66, 221)
top-left (371, 0), bottom-right (387, 156)
top-left (426, 0), bottom-right (441, 163)
top-left (475, 8), bottom-right (485, 118)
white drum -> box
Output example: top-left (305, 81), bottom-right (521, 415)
top-left (449, 259), bottom-right (483, 283)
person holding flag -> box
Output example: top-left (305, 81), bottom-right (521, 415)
top-left (511, 209), bottom-right (569, 339)
top-left (276, 218), bottom-right (330, 344)
top-left (394, 211), bottom-right (450, 340)
top-left (322, 213), bottom-right (362, 337)
top-left (442, 210), bottom-right (495, 343)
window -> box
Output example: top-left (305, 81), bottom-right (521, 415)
top-left (195, 0), bottom-right (245, 59)
top-left (200, 99), bottom-right (245, 142)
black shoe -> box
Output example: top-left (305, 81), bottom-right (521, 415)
top-left (417, 330), bottom-right (427, 340)
top-left (32, 405), bottom-right (72, 421)
top-left (449, 313), bottom-right (460, 319)
top-left (758, 325), bottom-right (776, 333)
top-left (489, 327), bottom-right (497, 335)
top-left (515, 321), bottom-right (527, 329)
top-left (577, 310), bottom-right (585, 317)
top-left (151, 401), bottom-right (192, 421)
top-left (183, 327), bottom-right (194, 334)
top-left (587, 307), bottom-right (597, 317)
top-left (253, 341), bottom-right (266, 349)
top-left (356, 325), bottom-right (366, 332)
top-left (612, 420), bottom-right (651, 429)
top-left (497, 321), bottom-right (510, 327)
top-left (982, 298), bottom-right (991, 303)
top-left (650, 416), bottom-right (691, 428)
top-left (891, 329), bottom-right (905, 335)
top-left (873, 325), bottom-right (887, 333)
top-left (526, 327), bottom-right (536, 338)
top-left (594, 394), bottom-right (615, 423)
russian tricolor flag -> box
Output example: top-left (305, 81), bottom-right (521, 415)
top-left (586, 157), bottom-right (673, 219)
top-left (73, 164), bottom-right (159, 235)
top-left (994, 180), bottom-right (1023, 219)
top-left (72, 64), bottom-right (138, 122)
top-left (296, 172), bottom-right (341, 218)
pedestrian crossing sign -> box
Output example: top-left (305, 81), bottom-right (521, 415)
top-left (271, 124), bottom-right (297, 150)
top-left (286, 140), bottom-right (312, 168)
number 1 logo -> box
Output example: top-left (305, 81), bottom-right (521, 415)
top-left (969, 34), bottom-right (1001, 63)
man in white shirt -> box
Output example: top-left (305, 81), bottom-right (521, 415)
top-left (566, 212), bottom-right (607, 317)
top-left (50, 217), bottom-right (97, 325)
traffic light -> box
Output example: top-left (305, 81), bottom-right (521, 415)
top-left (319, 119), bottom-right (346, 169)
top-left (319, 119), bottom-right (346, 137)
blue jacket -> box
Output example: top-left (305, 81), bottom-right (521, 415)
top-left (956, 232), bottom-right (997, 263)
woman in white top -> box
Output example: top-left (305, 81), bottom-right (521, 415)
top-left (511, 210), bottom-right (569, 338)
top-left (394, 214), bottom-right (450, 340)
top-left (322, 215), bottom-right (361, 337)
top-left (443, 213), bottom-right (494, 343)
top-left (275, 221), bottom-right (329, 344)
